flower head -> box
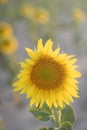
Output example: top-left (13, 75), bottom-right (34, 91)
top-left (0, 0), bottom-right (9, 4)
top-left (72, 8), bottom-right (85, 22)
top-left (0, 22), bottom-right (13, 38)
top-left (20, 4), bottom-right (35, 19)
top-left (13, 39), bottom-right (81, 108)
top-left (0, 37), bottom-right (18, 55)
top-left (32, 8), bottom-right (49, 24)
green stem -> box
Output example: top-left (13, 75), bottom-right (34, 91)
top-left (51, 107), bottom-right (61, 128)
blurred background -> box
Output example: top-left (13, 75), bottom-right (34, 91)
top-left (0, 0), bottom-right (87, 130)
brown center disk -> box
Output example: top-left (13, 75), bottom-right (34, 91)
top-left (30, 57), bottom-right (66, 90)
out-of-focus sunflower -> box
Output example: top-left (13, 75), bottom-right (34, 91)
top-left (13, 39), bottom-right (81, 108)
top-left (72, 8), bottom-right (85, 22)
top-left (32, 8), bottom-right (50, 24)
top-left (0, 22), bottom-right (13, 38)
top-left (0, 0), bottom-right (9, 4)
top-left (0, 37), bottom-right (18, 55)
top-left (20, 4), bottom-right (35, 19)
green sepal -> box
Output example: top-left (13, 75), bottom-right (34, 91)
top-left (41, 103), bottom-right (52, 115)
top-left (61, 105), bottom-right (75, 125)
top-left (59, 121), bottom-right (72, 130)
top-left (29, 104), bottom-right (51, 121)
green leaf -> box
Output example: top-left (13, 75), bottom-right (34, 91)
top-left (39, 127), bottom-right (48, 130)
top-left (61, 105), bottom-right (75, 125)
top-left (29, 105), bottom-right (50, 121)
top-left (60, 121), bottom-right (72, 130)
top-left (39, 127), bottom-right (55, 130)
top-left (48, 128), bottom-right (55, 130)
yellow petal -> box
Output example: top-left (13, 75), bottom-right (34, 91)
top-left (37, 38), bottom-right (43, 51)
top-left (44, 39), bottom-right (53, 54)
top-left (25, 48), bottom-right (38, 60)
top-left (53, 48), bottom-right (60, 56)
top-left (69, 58), bottom-right (77, 65)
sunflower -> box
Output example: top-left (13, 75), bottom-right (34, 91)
top-left (20, 4), bottom-right (35, 19)
top-left (32, 8), bottom-right (49, 24)
top-left (0, 37), bottom-right (18, 55)
top-left (0, 0), bottom-right (9, 4)
top-left (72, 8), bottom-right (85, 22)
top-left (0, 22), bottom-right (13, 38)
top-left (13, 39), bottom-right (81, 108)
